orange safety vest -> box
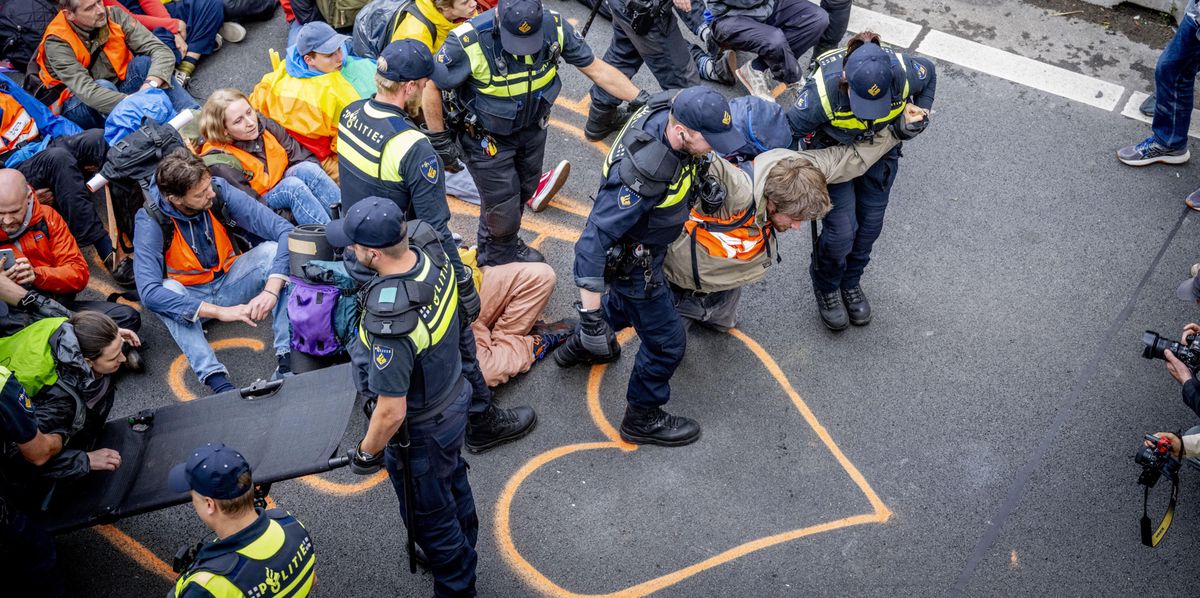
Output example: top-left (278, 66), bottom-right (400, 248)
top-left (35, 10), bottom-right (132, 112)
top-left (200, 129), bottom-right (289, 196)
top-left (165, 211), bottom-right (240, 285)
top-left (683, 207), bottom-right (772, 261)
top-left (0, 95), bottom-right (39, 155)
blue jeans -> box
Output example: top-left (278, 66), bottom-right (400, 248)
top-left (263, 161), bottom-right (336, 225)
top-left (59, 55), bottom-right (200, 130)
top-left (1152, 1), bottom-right (1200, 150)
top-left (154, 241), bottom-right (291, 384)
top-left (810, 145), bottom-right (901, 293)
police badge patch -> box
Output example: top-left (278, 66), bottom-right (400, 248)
top-left (420, 156), bottom-right (440, 183)
top-left (916, 63), bottom-right (928, 80)
top-left (796, 90), bottom-right (810, 110)
top-left (373, 345), bottom-right (394, 370)
top-left (618, 190), bottom-right (640, 210)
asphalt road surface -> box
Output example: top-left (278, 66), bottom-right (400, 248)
top-left (48, 0), bottom-right (1200, 596)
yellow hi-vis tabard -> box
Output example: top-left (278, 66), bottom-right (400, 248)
top-left (813, 47), bottom-right (910, 131)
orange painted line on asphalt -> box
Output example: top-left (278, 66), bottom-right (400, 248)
top-left (555, 95), bottom-right (591, 119)
top-left (168, 337), bottom-right (265, 403)
top-left (95, 524), bottom-right (176, 583)
top-left (298, 469), bottom-right (388, 495)
top-left (585, 329), bottom-right (638, 450)
top-left (548, 193), bottom-right (592, 219)
top-left (549, 118), bottom-right (610, 155)
top-left (449, 200), bottom-right (582, 245)
top-left (527, 233), bottom-right (550, 251)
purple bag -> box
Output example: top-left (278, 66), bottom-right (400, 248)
top-left (287, 276), bottom-right (341, 356)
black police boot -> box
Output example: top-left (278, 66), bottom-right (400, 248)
top-left (814, 289), bottom-right (849, 331)
top-left (513, 241), bottom-right (545, 264)
top-left (466, 405), bottom-right (537, 453)
top-left (585, 103), bottom-right (624, 141)
top-left (619, 405), bottom-right (701, 447)
top-left (553, 331), bottom-right (622, 368)
top-left (840, 285), bottom-right (871, 326)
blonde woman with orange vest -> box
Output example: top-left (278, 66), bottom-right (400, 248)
top-left (198, 88), bottom-right (338, 225)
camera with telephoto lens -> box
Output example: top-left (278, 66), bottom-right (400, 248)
top-left (1142, 330), bottom-right (1200, 372)
top-left (1136, 434), bottom-right (1180, 488)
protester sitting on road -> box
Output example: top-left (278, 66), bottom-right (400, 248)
top-left (0, 171), bottom-right (143, 352)
top-left (458, 244), bottom-right (572, 386)
top-left (249, 21), bottom-right (377, 180)
top-left (104, 0), bottom-right (245, 88)
top-left (34, 0), bottom-right (199, 129)
top-left (198, 88), bottom-right (338, 225)
top-left (1, 78), bottom-right (135, 285)
top-left (133, 149), bottom-right (294, 395)
top-left (0, 311), bottom-right (133, 483)
top-left (168, 443), bottom-right (316, 598)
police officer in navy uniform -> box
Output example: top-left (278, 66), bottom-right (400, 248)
top-left (336, 199), bottom-right (479, 597)
top-left (168, 443), bottom-right (316, 598)
top-left (338, 40), bottom-right (536, 453)
top-left (557, 86), bottom-right (745, 447)
top-left (786, 34), bottom-right (935, 330)
top-left (422, 0), bottom-right (647, 267)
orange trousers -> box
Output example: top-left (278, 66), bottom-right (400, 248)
top-left (472, 261), bottom-right (556, 387)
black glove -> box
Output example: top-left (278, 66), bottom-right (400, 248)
top-left (17, 291), bottom-right (72, 319)
top-left (348, 443), bottom-right (383, 475)
top-left (628, 90), bottom-right (651, 114)
top-left (457, 275), bottom-right (480, 324)
top-left (576, 301), bottom-right (614, 357)
top-left (890, 114), bottom-right (928, 141)
top-left (427, 129), bottom-right (465, 173)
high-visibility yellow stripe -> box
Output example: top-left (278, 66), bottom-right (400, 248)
top-left (460, 17), bottom-right (565, 99)
top-left (815, 49), bottom-right (910, 130)
top-left (379, 129), bottom-right (428, 183)
top-left (177, 571), bottom-right (245, 598)
top-left (338, 142), bottom-right (384, 180)
top-left (338, 128), bottom-right (384, 160)
top-left (277, 555), bottom-right (316, 597)
top-left (237, 520), bottom-right (285, 560)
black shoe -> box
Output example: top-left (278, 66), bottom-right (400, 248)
top-left (466, 405), bottom-right (537, 453)
top-left (107, 255), bottom-right (135, 288)
top-left (814, 289), bottom-right (849, 331)
top-left (619, 406), bottom-right (701, 447)
top-left (1140, 93), bottom-right (1156, 117)
top-left (553, 332), bottom-right (622, 368)
top-left (840, 285), bottom-right (871, 326)
top-left (272, 352), bottom-right (292, 381)
top-left (513, 242), bottom-right (544, 263)
top-left (585, 103), bottom-right (625, 141)
top-left (122, 346), bottom-right (143, 373)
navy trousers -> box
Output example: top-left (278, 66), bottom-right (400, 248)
top-left (16, 129), bottom-right (108, 247)
top-left (602, 256), bottom-right (687, 410)
top-left (712, 0), bottom-right (829, 83)
top-left (459, 125), bottom-right (545, 266)
top-left (589, 0), bottom-right (700, 110)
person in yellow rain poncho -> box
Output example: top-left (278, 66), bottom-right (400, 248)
top-left (249, 21), bottom-right (376, 182)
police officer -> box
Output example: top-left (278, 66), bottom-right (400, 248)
top-left (556, 86), bottom-right (745, 447)
top-left (167, 443), bottom-right (315, 597)
top-left (335, 199), bottom-right (479, 597)
top-left (583, 0), bottom-right (702, 141)
top-left (338, 39), bottom-right (536, 452)
top-left (422, 0), bottom-right (646, 267)
top-left (786, 33), bottom-right (935, 330)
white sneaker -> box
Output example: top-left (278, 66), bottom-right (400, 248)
top-left (526, 160), bottom-right (570, 213)
top-left (736, 62), bottom-right (775, 102)
top-left (214, 33), bottom-right (223, 51)
top-left (219, 22), bottom-right (246, 43)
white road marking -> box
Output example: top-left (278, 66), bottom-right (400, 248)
top-left (846, 6), bottom-right (923, 48)
top-left (1122, 91), bottom-right (1200, 139)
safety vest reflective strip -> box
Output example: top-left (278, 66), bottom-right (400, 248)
top-left (175, 571), bottom-right (245, 598)
top-left (601, 105), bottom-right (696, 210)
top-left (457, 19), bottom-right (565, 98)
top-left (356, 254), bottom-right (458, 354)
top-left (338, 107), bottom-right (426, 185)
top-left (814, 50), bottom-right (909, 131)
top-left (200, 130), bottom-right (289, 196)
top-left (35, 10), bottom-right (132, 111)
top-left (164, 212), bottom-right (240, 285)
top-left (0, 95), bottom-right (39, 155)
top-left (683, 210), bottom-right (767, 259)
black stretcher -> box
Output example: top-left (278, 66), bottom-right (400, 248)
top-left (39, 364), bottom-right (355, 534)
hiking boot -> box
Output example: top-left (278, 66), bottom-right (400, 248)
top-left (736, 62), bottom-right (775, 101)
top-left (531, 319), bottom-right (575, 362)
top-left (106, 255), bottom-right (135, 288)
top-left (840, 285), bottom-right (871, 326)
top-left (1117, 137), bottom-right (1190, 166)
top-left (1140, 94), bottom-right (1156, 117)
top-left (466, 405), bottom-right (537, 453)
top-left (527, 160), bottom-right (570, 213)
top-left (553, 331), bottom-right (622, 368)
top-left (219, 22), bottom-right (246, 43)
top-left (814, 289), bottom-right (848, 331)
top-left (123, 346), bottom-right (143, 373)
top-left (585, 102), bottom-right (625, 141)
top-left (272, 352), bottom-right (292, 381)
top-left (619, 405), bottom-right (701, 447)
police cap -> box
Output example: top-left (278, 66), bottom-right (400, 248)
top-left (498, 0), bottom-right (544, 56)
top-left (670, 86), bottom-right (744, 156)
top-left (326, 197), bottom-right (408, 248)
top-left (844, 43), bottom-right (895, 121)
top-left (168, 443), bottom-right (252, 500)
top-left (377, 39), bottom-right (434, 82)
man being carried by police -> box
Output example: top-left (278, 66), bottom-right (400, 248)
top-left (786, 31), bottom-right (935, 331)
top-left (422, 0), bottom-right (648, 267)
top-left (557, 87), bottom-right (746, 447)
top-left (167, 443), bottom-right (316, 598)
top-left (338, 40), bottom-right (536, 453)
top-left (335, 200), bottom-right (480, 596)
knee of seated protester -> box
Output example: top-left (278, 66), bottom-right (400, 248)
top-left (39, 147), bottom-right (75, 166)
top-left (762, 28), bottom-right (788, 48)
top-left (526, 261), bottom-right (557, 286)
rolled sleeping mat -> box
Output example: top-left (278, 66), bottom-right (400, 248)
top-left (288, 224), bottom-right (332, 277)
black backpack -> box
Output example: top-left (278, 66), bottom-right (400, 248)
top-left (351, 0), bottom-right (435, 60)
top-left (0, 0), bottom-right (57, 73)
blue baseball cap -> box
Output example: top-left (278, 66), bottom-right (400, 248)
top-left (295, 21), bottom-right (349, 56)
top-left (325, 197), bottom-right (408, 248)
top-left (377, 39), bottom-right (434, 82)
top-left (844, 43), bottom-right (895, 121)
top-left (670, 86), bottom-right (744, 156)
top-left (168, 443), bottom-right (252, 500)
top-left (498, 0), bottom-right (544, 56)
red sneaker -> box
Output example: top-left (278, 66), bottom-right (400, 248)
top-left (526, 160), bottom-right (570, 213)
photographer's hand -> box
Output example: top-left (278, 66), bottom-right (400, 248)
top-left (1181, 323), bottom-right (1200, 344)
top-left (1164, 350), bottom-right (1193, 385)
top-left (1148, 432), bottom-right (1183, 459)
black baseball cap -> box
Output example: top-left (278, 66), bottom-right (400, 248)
top-left (326, 197), bottom-right (408, 248)
top-left (670, 86), bottom-right (744, 156)
top-left (844, 43), bottom-right (895, 121)
top-left (377, 39), bottom-right (434, 82)
top-left (498, 0), bottom-right (544, 56)
top-left (168, 443), bottom-right (252, 500)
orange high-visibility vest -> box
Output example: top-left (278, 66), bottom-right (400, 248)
top-left (35, 10), bottom-right (132, 111)
top-left (164, 211), bottom-right (240, 285)
top-left (0, 94), bottom-right (39, 155)
top-left (683, 207), bottom-right (772, 261)
top-left (200, 129), bottom-right (289, 196)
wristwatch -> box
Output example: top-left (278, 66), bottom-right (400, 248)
top-left (146, 79), bottom-right (161, 88)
